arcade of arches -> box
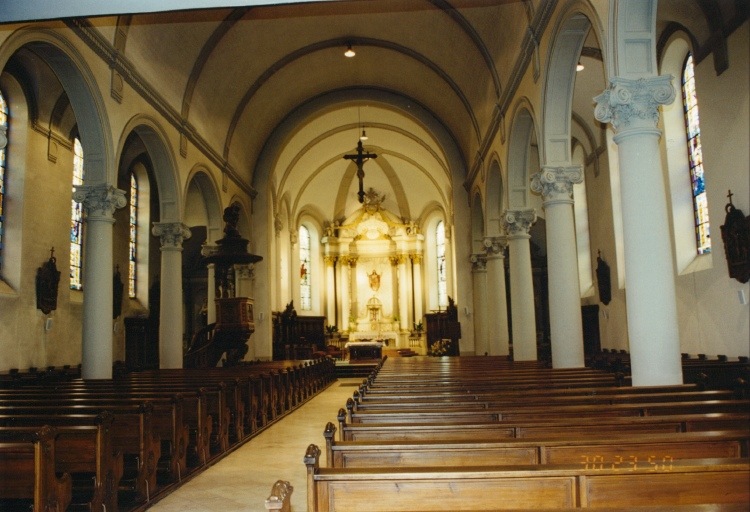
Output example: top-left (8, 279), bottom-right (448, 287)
top-left (0, 2), bottom-right (747, 386)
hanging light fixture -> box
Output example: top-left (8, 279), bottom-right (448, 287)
top-left (576, 60), bottom-right (584, 72)
top-left (344, 43), bottom-right (355, 58)
top-left (359, 128), bottom-right (368, 141)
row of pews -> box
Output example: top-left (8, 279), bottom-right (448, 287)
top-left (0, 357), bottom-right (335, 511)
top-left (303, 356), bottom-right (750, 511)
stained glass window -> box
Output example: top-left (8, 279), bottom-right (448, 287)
top-left (299, 225), bottom-right (311, 310)
top-left (681, 54), bottom-right (711, 255)
top-left (0, 91), bottom-right (7, 272)
top-left (436, 221), bottom-right (447, 308)
top-left (128, 173), bottom-right (137, 298)
top-left (70, 137), bottom-right (85, 290)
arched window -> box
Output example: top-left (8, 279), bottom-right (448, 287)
top-left (70, 137), bottom-right (85, 290)
top-left (299, 225), bottom-right (312, 311)
top-left (0, 90), bottom-right (7, 272)
top-left (128, 173), bottom-right (138, 298)
top-left (681, 54), bottom-right (711, 255)
top-left (436, 220), bottom-right (447, 308)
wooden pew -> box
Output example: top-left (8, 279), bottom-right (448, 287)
top-left (0, 412), bottom-right (123, 511)
top-left (336, 409), bottom-right (750, 442)
top-left (323, 422), bottom-right (749, 468)
top-left (346, 398), bottom-right (750, 424)
top-left (350, 390), bottom-right (738, 412)
top-left (265, 479), bottom-right (293, 511)
top-left (0, 426), bottom-right (73, 512)
top-left (304, 445), bottom-right (750, 511)
top-left (0, 402), bottom-right (159, 504)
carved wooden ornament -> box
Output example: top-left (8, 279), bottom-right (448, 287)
top-left (720, 190), bottom-right (750, 283)
top-left (36, 248), bottom-right (60, 314)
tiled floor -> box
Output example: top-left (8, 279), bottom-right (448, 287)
top-left (147, 378), bottom-right (361, 511)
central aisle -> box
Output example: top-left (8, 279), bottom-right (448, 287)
top-left (148, 377), bottom-right (361, 511)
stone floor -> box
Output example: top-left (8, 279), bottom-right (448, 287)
top-left (147, 377), bottom-right (361, 511)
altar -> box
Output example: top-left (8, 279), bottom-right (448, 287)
top-left (345, 340), bottom-right (386, 361)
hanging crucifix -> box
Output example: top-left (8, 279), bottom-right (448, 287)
top-left (343, 139), bottom-right (377, 203)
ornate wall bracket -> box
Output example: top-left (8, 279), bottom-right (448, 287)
top-left (720, 190), bottom-right (750, 283)
top-left (36, 247), bottom-right (60, 315)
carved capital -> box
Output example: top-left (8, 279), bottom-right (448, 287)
top-left (531, 166), bottom-right (583, 202)
top-left (323, 255), bottom-right (337, 266)
top-left (152, 222), bottom-right (192, 249)
top-left (73, 184), bottom-right (127, 219)
top-left (274, 214), bottom-right (283, 237)
top-left (594, 75), bottom-right (675, 131)
top-left (483, 236), bottom-right (508, 256)
top-left (502, 208), bottom-right (537, 237)
top-left (410, 254), bottom-right (423, 265)
top-left (469, 253), bottom-right (487, 271)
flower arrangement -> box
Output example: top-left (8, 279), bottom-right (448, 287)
top-left (428, 338), bottom-right (452, 356)
top-left (325, 325), bottom-right (338, 335)
top-left (412, 321), bottom-right (424, 333)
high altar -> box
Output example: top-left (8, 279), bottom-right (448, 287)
top-left (322, 189), bottom-right (425, 351)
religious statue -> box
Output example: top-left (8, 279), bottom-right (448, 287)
top-left (223, 204), bottom-right (241, 238)
top-left (368, 269), bottom-right (381, 292)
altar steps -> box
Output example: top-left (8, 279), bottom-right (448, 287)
top-left (334, 361), bottom-right (380, 378)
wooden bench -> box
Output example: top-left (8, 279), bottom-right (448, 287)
top-left (0, 412), bottom-right (123, 511)
top-left (305, 446), bottom-right (750, 511)
top-left (336, 410), bottom-right (750, 441)
top-left (323, 422), bottom-right (749, 468)
top-left (0, 401), bottom-right (159, 504)
top-left (0, 426), bottom-right (73, 512)
top-left (265, 479), bottom-right (293, 511)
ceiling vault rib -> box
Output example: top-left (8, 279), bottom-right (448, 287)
top-left (64, 17), bottom-right (256, 199)
top-left (182, 7), bottom-right (250, 119)
top-left (430, 0), bottom-right (502, 99)
top-left (465, 0), bottom-right (556, 189)
top-left (223, 36), bottom-right (481, 161)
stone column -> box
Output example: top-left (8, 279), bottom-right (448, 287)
top-left (152, 222), bottom-right (192, 369)
top-left (74, 185), bottom-right (127, 379)
top-left (397, 254), bottom-right (409, 332)
top-left (339, 255), bottom-right (351, 331)
top-left (411, 254), bottom-right (424, 326)
top-left (484, 236), bottom-right (510, 356)
top-left (324, 256), bottom-right (337, 326)
top-left (349, 256), bottom-right (359, 326)
top-left (531, 166), bottom-right (585, 368)
top-left (201, 244), bottom-right (218, 324)
top-left (470, 254), bottom-right (488, 356)
top-left (595, 76), bottom-right (683, 386)
top-left (502, 209), bottom-right (538, 361)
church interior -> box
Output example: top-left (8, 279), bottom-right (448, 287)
top-left (0, 1), bottom-right (748, 510)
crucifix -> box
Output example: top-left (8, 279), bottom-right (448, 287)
top-left (343, 140), bottom-right (377, 203)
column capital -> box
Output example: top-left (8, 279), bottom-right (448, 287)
top-left (483, 236), bottom-right (508, 256)
top-left (323, 255), bottom-right (337, 266)
top-left (73, 184), bottom-right (127, 219)
top-left (531, 166), bottom-right (583, 203)
top-left (594, 75), bottom-right (675, 131)
top-left (502, 208), bottom-right (537, 238)
top-left (410, 253), bottom-right (423, 265)
top-left (152, 222), bottom-right (192, 249)
top-left (469, 253), bottom-right (487, 272)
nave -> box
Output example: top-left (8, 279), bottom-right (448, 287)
top-left (147, 377), bottom-right (360, 512)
